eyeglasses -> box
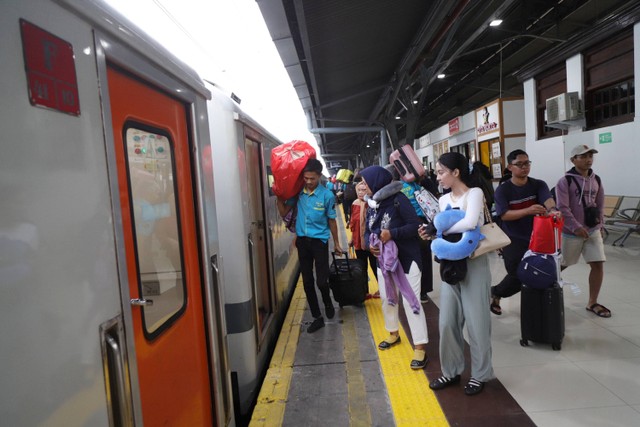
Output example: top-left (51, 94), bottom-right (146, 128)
top-left (511, 161), bottom-right (532, 168)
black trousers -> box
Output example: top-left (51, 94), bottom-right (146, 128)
top-left (418, 216), bottom-right (433, 295)
top-left (491, 238), bottom-right (529, 298)
top-left (296, 236), bottom-right (333, 318)
top-left (419, 237), bottom-right (433, 295)
top-left (355, 249), bottom-right (377, 293)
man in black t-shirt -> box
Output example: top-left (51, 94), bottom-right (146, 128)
top-left (490, 150), bottom-right (558, 315)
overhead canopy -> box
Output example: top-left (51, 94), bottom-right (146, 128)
top-left (257, 0), bottom-right (639, 167)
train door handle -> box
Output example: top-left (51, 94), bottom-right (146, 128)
top-left (130, 298), bottom-right (154, 306)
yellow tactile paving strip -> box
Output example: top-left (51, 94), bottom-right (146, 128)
top-left (365, 276), bottom-right (447, 426)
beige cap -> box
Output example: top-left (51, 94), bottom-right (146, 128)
top-left (570, 144), bottom-right (598, 158)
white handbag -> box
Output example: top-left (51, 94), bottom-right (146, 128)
top-left (469, 203), bottom-right (511, 259)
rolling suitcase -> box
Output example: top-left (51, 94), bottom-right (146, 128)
top-left (329, 252), bottom-right (367, 307)
top-left (520, 284), bottom-right (565, 350)
top-left (389, 144), bottom-right (425, 182)
top-left (520, 214), bottom-right (564, 350)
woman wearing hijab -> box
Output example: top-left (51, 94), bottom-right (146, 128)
top-left (359, 166), bottom-right (429, 369)
top-left (421, 152), bottom-right (494, 395)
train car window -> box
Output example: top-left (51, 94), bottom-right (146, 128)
top-left (266, 166), bottom-right (275, 197)
top-left (124, 126), bottom-right (186, 336)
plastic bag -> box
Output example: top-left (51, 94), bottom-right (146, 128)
top-left (529, 215), bottom-right (564, 254)
top-left (271, 140), bottom-right (316, 200)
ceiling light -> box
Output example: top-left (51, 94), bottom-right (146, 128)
top-left (490, 19), bottom-right (502, 27)
top-left (366, 145), bottom-right (370, 148)
top-left (412, 100), bottom-right (418, 104)
top-left (437, 74), bottom-right (445, 79)
top-left (395, 116), bottom-right (401, 119)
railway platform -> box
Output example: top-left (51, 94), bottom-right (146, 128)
top-left (250, 210), bottom-right (640, 427)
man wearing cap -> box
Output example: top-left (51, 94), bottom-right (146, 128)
top-left (555, 145), bottom-right (610, 318)
top-left (277, 158), bottom-right (344, 333)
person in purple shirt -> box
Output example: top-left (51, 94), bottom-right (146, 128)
top-left (555, 145), bottom-right (609, 318)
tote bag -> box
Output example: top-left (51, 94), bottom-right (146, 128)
top-left (469, 203), bottom-right (511, 259)
top-left (529, 214), bottom-right (564, 254)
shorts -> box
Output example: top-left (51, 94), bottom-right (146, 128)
top-left (561, 230), bottom-right (606, 267)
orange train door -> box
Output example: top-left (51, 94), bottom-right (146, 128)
top-left (107, 65), bottom-right (213, 425)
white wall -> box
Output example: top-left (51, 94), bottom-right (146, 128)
top-left (503, 99), bottom-right (525, 135)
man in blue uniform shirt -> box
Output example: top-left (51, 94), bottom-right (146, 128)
top-left (278, 158), bottom-right (343, 333)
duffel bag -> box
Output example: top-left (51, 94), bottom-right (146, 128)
top-left (517, 250), bottom-right (557, 289)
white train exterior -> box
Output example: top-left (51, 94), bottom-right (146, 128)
top-left (0, 0), bottom-right (298, 425)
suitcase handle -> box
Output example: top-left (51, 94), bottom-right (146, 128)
top-left (331, 251), bottom-right (352, 275)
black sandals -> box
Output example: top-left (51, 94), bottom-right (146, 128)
top-left (429, 375), bottom-right (461, 390)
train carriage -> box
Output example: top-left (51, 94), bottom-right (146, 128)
top-left (0, 0), bottom-right (298, 425)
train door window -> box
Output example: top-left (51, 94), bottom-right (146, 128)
top-left (266, 165), bottom-right (275, 197)
top-left (124, 125), bottom-right (186, 336)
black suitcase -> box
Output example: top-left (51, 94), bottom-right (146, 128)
top-left (520, 220), bottom-right (564, 350)
top-left (520, 284), bottom-right (565, 350)
top-left (329, 252), bottom-right (367, 307)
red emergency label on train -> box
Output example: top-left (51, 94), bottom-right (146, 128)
top-left (20, 19), bottom-right (80, 116)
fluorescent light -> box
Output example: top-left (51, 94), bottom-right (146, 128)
top-left (490, 19), bottom-right (502, 27)
top-left (437, 74), bottom-right (446, 79)
top-left (395, 116), bottom-right (401, 119)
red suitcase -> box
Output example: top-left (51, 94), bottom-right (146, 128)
top-left (389, 144), bottom-right (425, 182)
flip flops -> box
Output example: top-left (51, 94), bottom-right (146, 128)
top-left (586, 303), bottom-right (612, 318)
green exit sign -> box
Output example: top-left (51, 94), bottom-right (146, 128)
top-left (599, 132), bottom-right (612, 144)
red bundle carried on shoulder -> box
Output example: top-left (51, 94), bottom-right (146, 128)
top-left (271, 140), bottom-right (316, 200)
top-left (529, 215), bottom-right (564, 254)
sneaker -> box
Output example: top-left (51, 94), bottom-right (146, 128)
top-left (325, 304), bottom-right (335, 319)
top-left (420, 293), bottom-right (430, 303)
top-left (429, 375), bottom-right (461, 390)
top-left (307, 317), bottom-right (325, 333)
top-left (464, 378), bottom-right (485, 396)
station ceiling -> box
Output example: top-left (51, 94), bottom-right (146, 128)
top-left (257, 0), bottom-right (639, 168)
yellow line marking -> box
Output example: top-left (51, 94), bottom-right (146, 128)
top-left (341, 309), bottom-right (373, 427)
top-left (249, 284), bottom-right (305, 426)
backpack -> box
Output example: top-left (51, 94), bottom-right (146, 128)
top-left (551, 174), bottom-right (601, 203)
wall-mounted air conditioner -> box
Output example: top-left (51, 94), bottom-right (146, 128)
top-left (546, 92), bottom-right (583, 124)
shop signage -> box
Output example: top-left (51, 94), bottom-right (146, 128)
top-left (448, 117), bottom-right (460, 135)
top-left (476, 102), bottom-right (500, 136)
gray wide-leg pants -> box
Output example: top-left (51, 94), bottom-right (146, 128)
top-left (438, 254), bottom-right (495, 382)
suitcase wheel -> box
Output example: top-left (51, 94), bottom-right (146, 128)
top-left (552, 343), bottom-right (561, 351)
top-left (520, 339), bottom-right (529, 347)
